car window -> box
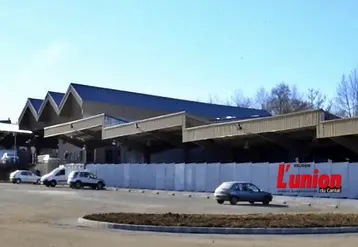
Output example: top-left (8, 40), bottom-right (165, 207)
top-left (218, 182), bottom-right (233, 190)
top-left (89, 173), bottom-right (96, 179)
top-left (246, 184), bottom-right (260, 192)
top-left (20, 171), bottom-right (27, 176)
top-left (55, 169), bottom-right (65, 176)
top-left (232, 183), bottom-right (242, 191)
top-left (79, 172), bottom-right (89, 178)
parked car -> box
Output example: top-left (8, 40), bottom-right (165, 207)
top-left (9, 170), bottom-right (40, 184)
top-left (40, 166), bottom-right (67, 187)
top-left (1, 152), bottom-right (19, 164)
top-left (67, 170), bottom-right (105, 190)
top-left (213, 181), bottom-right (273, 205)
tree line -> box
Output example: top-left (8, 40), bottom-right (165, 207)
top-left (208, 68), bottom-right (358, 118)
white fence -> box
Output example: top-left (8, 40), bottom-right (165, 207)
top-left (64, 162), bottom-right (358, 199)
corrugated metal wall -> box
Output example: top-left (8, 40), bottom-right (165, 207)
top-left (65, 161), bottom-right (356, 199)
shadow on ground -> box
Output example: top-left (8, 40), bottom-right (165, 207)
top-left (224, 203), bottom-right (289, 208)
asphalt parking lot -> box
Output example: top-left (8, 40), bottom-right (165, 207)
top-left (1, 183), bottom-right (358, 247)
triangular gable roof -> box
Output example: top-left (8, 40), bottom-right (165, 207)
top-left (49, 91), bottom-right (64, 107)
top-left (36, 91), bottom-right (65, 119)
top-left (58, 84), bottom-right (83, 110)
top-left (18, 98), bottom-right (43, 124)
top-left (18, 86), bottom-right (82, 125)
top-left (28, 98), bottom-right (43, 113)
top-left (70, 83), bottom-right (271, 119)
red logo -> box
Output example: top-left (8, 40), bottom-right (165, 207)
top-left (276, 163), bottom-right (342, 193)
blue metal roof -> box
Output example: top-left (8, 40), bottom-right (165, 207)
top-left (28, 98), bottom-right (43, 113)
top-left (71, 83), bottom-right (271, 119)
top-left (48, 91), bottom-right (65, 107)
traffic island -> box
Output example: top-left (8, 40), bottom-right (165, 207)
top-left (78, 212), bottom-right (358, 234)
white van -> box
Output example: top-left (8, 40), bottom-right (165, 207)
top-left (40, 166), bottom-right (68, 187)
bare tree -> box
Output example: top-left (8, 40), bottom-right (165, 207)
top-left (325, 99), bottom-right (333, 113)
top-left (307, 88), bottom-right (326, 109)
top-left (254, 87), bottom-right (270, 110)
top-left (266, 82), bottom-right (310, 115)
top-left (207, 94), bottom-right (222, 104)
top-left (289, 85), bottom-right (311, 112)
top-left (334, 70), bottom-right (358, 117)
top-left (228, 89), bottom-right (252, 107)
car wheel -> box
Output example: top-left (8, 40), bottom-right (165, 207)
top-left (75, 181), bottom-right (82, 189)
top-left (249, 201), bottom-right (255, 205)
top-left (15, 178), bottom-right (21, 184)
top-left (50, 180), bottom-right (57, 187)
top-left (216, 199), bottom-right (224, 204)
top-left (230, 197), bottom-right (238, 205)
top-left (96, 182), bottom-right (104, 190)
top-left (262, 197), bottom-right (270, 205)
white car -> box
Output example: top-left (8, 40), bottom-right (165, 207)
top-left (40, 167), bottom-right (67, 187)
top-left (9, 170), bottom-right (40, 184)
top-left (1, 152), bottom-right (19, 164)
top-left (67, 170), bottom-right (105, 190)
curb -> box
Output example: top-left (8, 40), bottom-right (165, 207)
top-left (77, 217), bottom-right (358, 235)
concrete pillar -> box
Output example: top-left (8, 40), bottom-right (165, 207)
top-left (82, 145), bottom-right (87, 164)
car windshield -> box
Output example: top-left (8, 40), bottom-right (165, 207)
top-left (50, 168), bottom-right (61, 175)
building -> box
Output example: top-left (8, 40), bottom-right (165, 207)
top-left (18, 83), bottom-right (358, 164)
top-left (18, 83), bottom-right (271, 164)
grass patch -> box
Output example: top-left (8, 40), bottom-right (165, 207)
top-left (83, 212), bottom-right (358, 228)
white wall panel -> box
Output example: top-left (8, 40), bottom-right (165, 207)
top-left (144, 164), bottom-right (156, 189)
top-left (129, 164), bottom-right (139, 188)
top-left (113, 164), bottom-right (124, 187)
top-left (330, 162), bottom-right (348, 198)
top-left (267, 163), bottom-right (280, 194)
top-left (205, 163), bottom-right (220, 192)
top-left (154, 164), bottom-right (165, 190)
top-left (135, 164), bottom-right (144, 189)
top-left (219, 163), bottom-right (235, 183)
top-left (194, 163), bottom-right (207, 192)
top-left (164, 163), bottom-right (175, 191)
top-left (102, 165), bottom-right (113, 187)
top-left (184, 163), bottom-right (195, 191)
top-left (123, 163), bottom-right (130, 188)
top-left (234, 163), bottom-right (251, 182)
top-left (348, 163), bottom-right (358, 199)
top-left (251, 163), bottom-right (270, 192)
top-left (174, 163), bottom-right (185, 191)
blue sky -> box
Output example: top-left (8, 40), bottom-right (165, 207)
top-left (1, 0), bottom-right (358, 122)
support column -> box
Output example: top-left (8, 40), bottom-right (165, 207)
top-left (93, 149), bottom-right (97, 163)
top-left (82, 144), bottom-right (87, 164)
